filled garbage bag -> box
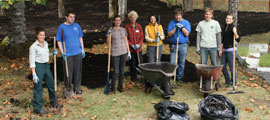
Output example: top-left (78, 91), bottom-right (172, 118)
top-left (198, 94), bottom-right (238, 120)
top-left (154, 100), bottom-right (190, 120)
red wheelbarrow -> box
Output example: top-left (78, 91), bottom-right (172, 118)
top-left (195, 64), bottom-right (223, 97)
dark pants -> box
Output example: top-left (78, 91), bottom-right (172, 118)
top-left (221, 51), bottom-right (237, 85)
top-left (147, 45), bottom-right (162, 63)
top-left (111, 53), bottom-right (127, 90)
top-left (129, 51), bottom-right (143, 82)
top-left (33, 62), bottom-right (55, 113)
top-left (63, 54), bottom-right (82, 92)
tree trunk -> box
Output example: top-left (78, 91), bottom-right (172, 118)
top-left (109, 0), bottom-right (117, 18)
top-left (229, 0), bottom-right (239, 26)
top-left (118, 0), bottom-right (127, 20)
top-left (58, 0), bottom-right (65, 18)
top-left (0, 8), bottom-right (5, 16)
top-left (3, 1), bottom-right (28, 59)
top-left (204, 0), bottom-right (212, 9)
top-left (183, 0), bottom-right (193, 12)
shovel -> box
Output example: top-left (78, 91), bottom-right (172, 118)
top-left (227, 35), bottom-right (244, 94)
top-left (62, 29), bottom-right (74, 98)
top-left (172, 29), bottom-right (180, 87)
top-left (156, 15), bottom-right (161, 63)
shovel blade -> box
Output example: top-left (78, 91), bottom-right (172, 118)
top-left (64, 88), bottom-right (74, 99)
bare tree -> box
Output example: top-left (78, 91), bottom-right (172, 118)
top-left (229, 0), bottom-right (239, 26)
top-left (3, 1), bottom-right (26, 58)
top-left (109, 0), bottom-right (117, 18)
top-left (58, 0), bottom-right (65, 18)
top-left (118, 0), bottom-right (127, 20)
top-left (204, 0), bottom-right (212, 9)
top-left (183, 0), bottom-right (193, 12)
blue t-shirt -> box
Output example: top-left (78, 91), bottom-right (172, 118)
top-left (56, 22), bottom-right (83, 56)
top-left (167, 19), bottom-right (191, 44)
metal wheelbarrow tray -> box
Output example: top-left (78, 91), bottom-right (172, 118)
top-left (138, 62), bottom-right (177, 98)
top-left (195, 64), bottom-right (223, 97)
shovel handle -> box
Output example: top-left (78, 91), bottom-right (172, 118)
top-left (61, 29), bottom-right (70, 88)
top-left (53, 36), bottom-right (57, 91)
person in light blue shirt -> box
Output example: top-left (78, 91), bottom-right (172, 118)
top-left (56, 10), bottom-right (85, 95)
top-left (167, 8), bottom-right (191, 82)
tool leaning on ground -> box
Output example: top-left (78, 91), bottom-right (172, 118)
top-left (172, 28), bottom-right (180, 87)
top-left (156, 15), bottom-right (161, 63)
top-left (227, 35), bottom-right (244, 94)
top-left (61, 29), bottom-right (75, 98)
top-left (104, 20), bottom-right (113, 95)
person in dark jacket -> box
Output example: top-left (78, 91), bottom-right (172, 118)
top-left (219, 14), bottom-right (240, 87)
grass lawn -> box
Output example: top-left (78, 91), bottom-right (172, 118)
top-left (259, 53), bottom-right (270, 67)
top-left (1, 33), bottom-right (270, 120)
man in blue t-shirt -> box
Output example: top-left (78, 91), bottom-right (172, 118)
top-left (167, 8), bottom-right (191, 82)
top-left (56, 10), bottom-right (85, 95)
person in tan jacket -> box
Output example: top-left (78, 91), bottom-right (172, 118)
top-left (145, 14), bottom-right (165, 62)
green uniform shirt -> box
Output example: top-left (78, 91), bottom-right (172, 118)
top-left (196, 20), bottom-right (221, 48)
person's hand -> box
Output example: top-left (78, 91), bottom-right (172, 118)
top-left (32, 73), bottom-right (39, 84)
top-left (62, 52), bottom-right (67, 60)
top-left (135, 44), bottom-right (140, 49)
top-left (51, 49), bottom-right (58, 56)
top-left (128, 52), bottom-right (132, 60)
top-left (157, 32), bottom-right (161, 38)
top-left (131, 45), bottom-right (137, 50)
top-left (219, 50), bottom-right (222, 57)
top-left (175, 23), bottom-right (184, 30)
top-left (196, 50), bottom-right (200, 55)
top-left (81, 50), bottom-right (85, 59)
top-left (153, 38), bottom-right (160, 43)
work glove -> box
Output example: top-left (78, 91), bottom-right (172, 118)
top-left (175, 23), bottom-right (184, 30)
top-left (196, 50), bottom-right (200, 55)
top-left (62, 52), bottom-right (67, 60)
top-left (157, 32), bottom-right (161, 38)
top-left (128, 52), bottom-right (132, 60)
top-left (82, 50), bottom-right (85, 59)
top-left (153, 38), bottom-right (160, 43)
top-left (108, 29), bottom-right (112, 35)
top-left (32, 73), bottom-right (39, 84)
top-left (51, 49), bottom-right (58, 56)
top-left (132, 44), bottom-right (140, 50)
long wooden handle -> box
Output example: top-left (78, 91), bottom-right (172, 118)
top-left (107, 34), bottom-right (112, 73)
top-left (156, 15), bottom-right (160, 63)
top-left (53, 36), bottom-right (57, 91)
top-left (233, 35), bottom-right (236, 90)
top-left (61, 29), bottom-right (70, 85)
top-left (174, 29), bottom-right (180, 82)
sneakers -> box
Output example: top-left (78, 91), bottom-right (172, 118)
top-left (118, 87), bottom-right (123, 93)
top-left (35, 110), bottom-right (48, 116)
top-left (75, 90), bottom-right (82, 95)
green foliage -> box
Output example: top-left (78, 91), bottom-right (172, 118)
top-left (259, 53), bottom-right (270, 67)
top-left (237, 47), bottom-right (249, 56)
top-left (168, 0), bottom-right (173, 3)
top-left (0, 0), bottom-right (47, 9)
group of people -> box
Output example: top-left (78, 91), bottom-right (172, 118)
top-left (29, 8), bottom-right (240, 115)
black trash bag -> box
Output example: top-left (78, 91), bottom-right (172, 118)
top-left (198, 94), bottom-right (238, 120)
top-left (154, 100), bottom-right (190, 120)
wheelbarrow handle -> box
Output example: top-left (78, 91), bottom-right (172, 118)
top-left (136, 67), bottom-right (142, 74)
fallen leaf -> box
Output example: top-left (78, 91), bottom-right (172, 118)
top-left (151, 101), bottom-right (158, 104)
top-left (83, 105), bottom-right (90, 108)
top-left (0, 106), bottom-right (3, 110)
top-left (249, 78), bottom-right (256, 81)
top-left (259, 105), bottom-right (266, 110)
top-left (238, 98), bottom-right (242, 102)
top-left (83, 112), bottom-right (87, 116)
top-left (253, 118), bottom-right (258, 120)
top-left (61, 113), bottom-right (67, 118)
top-left (250, 99), bottom-right (255, 103)
top-left (46, 114), bottom-right (52, 118)
top-left (245, 107), bottom-right (253, 112)
top-left (3, 100), bottom-right (10, 105)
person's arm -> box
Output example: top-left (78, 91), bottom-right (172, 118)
top-left (125, 36), bottom-right (130, 52)
top-left (216, 32), bottom-right (221, 51)
top-left (57, 41), bottom-right (64, 54)
top-left (145, 27), bottom-right (154, 42)
top-left (196, 32), bottom-right (201, 52)
top-left (29, 46), bottom-right (36, 71)
top-left (168, 28), bottom-right (176, 37)
top-left (219, 43), bottom-right (223, 57)
top-left (159, 25), bottom-right (165, 40)
top-left (80, 37), bottom-right (84, 52)
top-left (233, 26), bottom-right (240, 42)
top-left (182, 27), bottom-right (189, 36)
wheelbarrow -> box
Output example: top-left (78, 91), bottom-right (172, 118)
top-left (195, 64), bottom-right (223, 98)
top-left (137, 62), bottom-right (177, 98)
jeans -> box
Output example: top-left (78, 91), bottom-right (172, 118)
top-left (221, 51), bottom-right (237, 85)
top-left (200, 47), bottom-right (218, 66)
top-left (170, 44), bottom-right (188, 79)
top-left (112, 53), bottom-right (127, 90)
top-left (147, 45), bottom-right (162, 63)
